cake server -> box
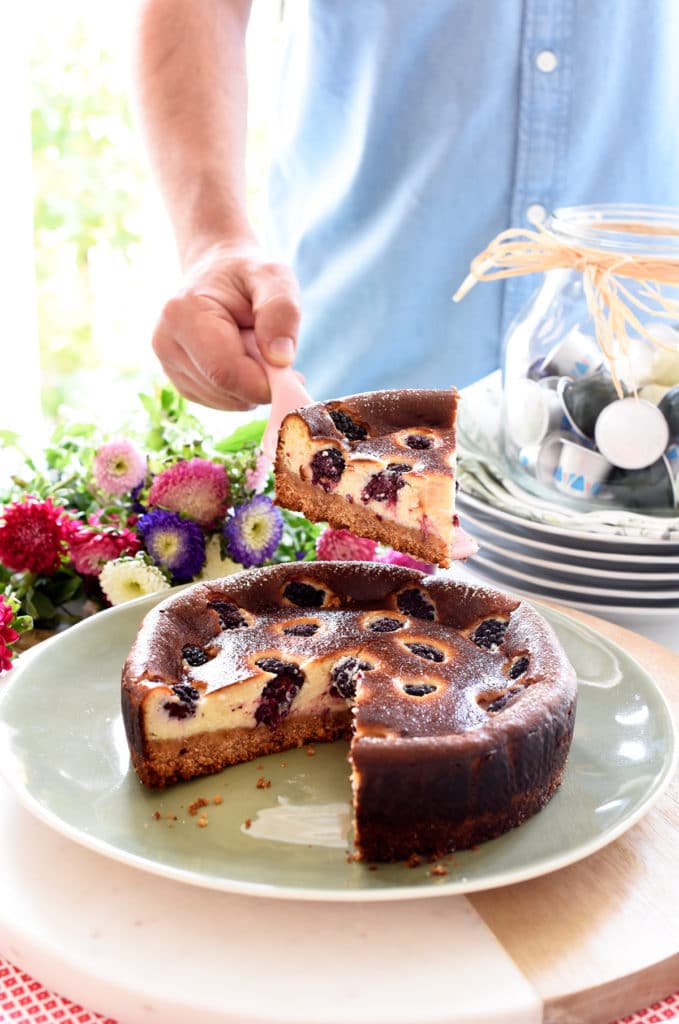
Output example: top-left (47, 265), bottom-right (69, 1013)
top-left (242, 328), bottom-right (313, 467)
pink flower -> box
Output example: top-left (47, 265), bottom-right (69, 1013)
top-left (93, 439), bottom-right (147, 496)
top-left (315, 527), bottom-right (378, 562)
top-left (147, 458), bottom-right (230, 527)
top-left (0, 596), bottom-right (19, 673)
top-left (245, 452), bottom-right (271, 493)
top-left (68, 522), bottom-right (141, 577)
top-left (0, 496), bottom-right (71, 575)
top-left (379, 549), bottom-right (435, 574)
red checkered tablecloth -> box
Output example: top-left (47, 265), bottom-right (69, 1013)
top-left (0, 957), bottom-right (676, 1023)
top-left (0, 962), bottom-right (114, 1023)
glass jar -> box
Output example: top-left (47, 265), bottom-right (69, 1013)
top-left (502, 204), bottom-right (679, 513)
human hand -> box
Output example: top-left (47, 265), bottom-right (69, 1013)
top-left (151, 242), bottom-right (301, 411)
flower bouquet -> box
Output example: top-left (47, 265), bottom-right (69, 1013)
top-left (0, 387), bottom-right (431, 674)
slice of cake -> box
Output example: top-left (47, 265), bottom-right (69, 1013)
top-left (273, 389), bottom-right (476, 567)
top-left (122, 562), bottom-right (577, 862)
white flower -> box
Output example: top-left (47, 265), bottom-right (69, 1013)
top-left (198, 534), bottom-right (243, 581)
top-left (100, 555), bottom-right (171, 606)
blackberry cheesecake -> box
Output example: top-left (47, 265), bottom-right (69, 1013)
top-left (122, 562), bottom-right (577, 861)
top-left (273, 389), bottom-right (475, 567)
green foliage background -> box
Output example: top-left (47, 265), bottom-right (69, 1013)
top-left (31, 17), bottom-right (146, 420)
top-left (30, 4), bottom-right (282, 423)
top-left (31, 14), bottom-right (147, 419)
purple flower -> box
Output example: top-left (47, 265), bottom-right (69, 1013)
top-left (137, 509), bottom-right (206, 581)
top-left (224, 495), bottom-right (283, 568)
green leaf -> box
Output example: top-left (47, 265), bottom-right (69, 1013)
top-left (160, 387), bottom-right (176, 412)
top-left (214, 420), bottom-right (267, 453)
top-left (51, 574), bottom-right (84, 605)
top-left (30, 590), bottom-right (57, 620)
top-left (146, 427), bottom-right (165, 452)
top-left (138, 393), bottom-right (156, 417)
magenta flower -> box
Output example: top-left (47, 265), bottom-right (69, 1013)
top-left (379, 549), bottom-right (435, 574)
top-left (147, 458), bottom-right (230, 527)
top-left (68, 523), bottom-right (141, 577)
top-left (315, 527), bottom-right (378, 562)
top-left (93, 440), bottom-right (147, 496)
top-left (0, 496), bottom-right (72, 575)
top-left (0, 596), bottom-right (19, 673)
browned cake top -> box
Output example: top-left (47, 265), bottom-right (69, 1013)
top-left (123, 562), bottom-right (576, 742)
top-left (286, 388), bottom-right (458, 465)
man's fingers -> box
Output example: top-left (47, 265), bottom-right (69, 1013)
top-left (169, 366), bottom-right (257, 412)
top-left (155, 298), bottom-right (271, 407)
top-left (150, 253), bottom-right (302, 411)
top-left (186, 315), bottom-right (271, 404)
top-left (161, 350), bottom-right (260, 411)
top-left (248, 262), bottom-right (301, 367)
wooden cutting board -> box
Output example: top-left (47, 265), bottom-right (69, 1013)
top-left (469, 606), bottom-right (679, 1024)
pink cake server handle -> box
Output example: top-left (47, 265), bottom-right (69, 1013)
top-left (242, 329), bottom-right (313, 463)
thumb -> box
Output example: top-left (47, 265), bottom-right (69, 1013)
top-left (249, 263), bottom-right (301, 367)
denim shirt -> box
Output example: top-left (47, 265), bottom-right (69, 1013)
top-left (267, 0), bottom-right (679, 399)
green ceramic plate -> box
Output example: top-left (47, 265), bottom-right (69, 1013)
top-left (0, 592), bottom-right (675, 901)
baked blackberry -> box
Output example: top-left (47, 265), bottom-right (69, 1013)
top-left (329, 408), bottom-right (368, 442)
top-left (472, 618), bottom-right (508, 650)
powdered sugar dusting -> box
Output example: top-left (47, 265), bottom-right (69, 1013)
top-left (130, 562), bottom-right (575, 738)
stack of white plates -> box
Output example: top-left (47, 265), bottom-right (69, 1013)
top-left (457, 490), bottom-right (679, 618)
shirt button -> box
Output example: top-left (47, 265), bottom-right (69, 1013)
top-left (535, 49), bottom-right (558, 73)
top-left (527, 203), bottom-right (547, 224)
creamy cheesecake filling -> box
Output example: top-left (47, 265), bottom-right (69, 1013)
top-left (143, 664), bottom-right (351, 742)
top-left (142, 617), bottom-right (380, 741)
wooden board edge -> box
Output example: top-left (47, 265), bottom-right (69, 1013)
top-left (542, 952), bottom-right (679, 1024)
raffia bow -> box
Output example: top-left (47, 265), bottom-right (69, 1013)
top-left (453, 220), bottom-right (679, 392)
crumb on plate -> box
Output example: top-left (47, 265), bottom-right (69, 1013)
top-left (189, 797), bottom-right (209, 816)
